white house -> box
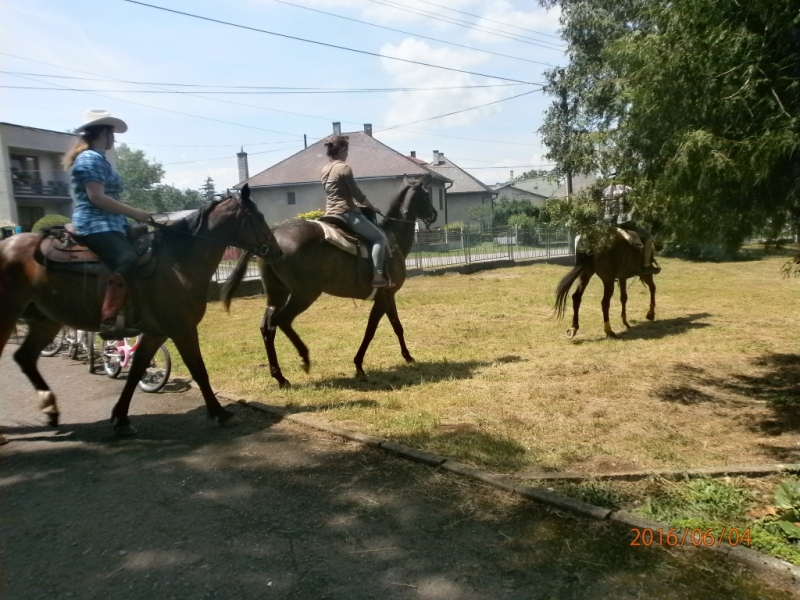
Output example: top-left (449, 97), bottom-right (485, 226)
top-left (235, 123), bottom-right (450, 227)
top-left (0, 123), bottom-right (78, 232)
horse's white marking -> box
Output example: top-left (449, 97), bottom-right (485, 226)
top-left (38, 390), bottom-right (59, 414)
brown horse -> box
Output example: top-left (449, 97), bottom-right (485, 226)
top-left (222, 179), bottom-right (437, 388)
top-left (0, 185), bottom-right (282, 435)
top-left (554, 231), bottom-right (658, 338)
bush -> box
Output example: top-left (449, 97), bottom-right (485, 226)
top-left (660, 240), bottom-right (742, 262)
top-left (31, 214), bottom-right (70, 233)
top-left (296, 209), bottom-right (324, 221)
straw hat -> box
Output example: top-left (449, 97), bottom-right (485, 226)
top-left (75, 109), bottom-right (128, 134)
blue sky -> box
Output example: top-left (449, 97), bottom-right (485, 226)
top-left (1, 0), bottom-right (565, 192)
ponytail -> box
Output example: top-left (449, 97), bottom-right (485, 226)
top-left (62, 125), bottom-right (109, 170)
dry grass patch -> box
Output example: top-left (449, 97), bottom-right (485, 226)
top-left (177, 249), bottom-right (799, 474)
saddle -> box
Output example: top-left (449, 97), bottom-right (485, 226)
top-left (34, 223), bottom-right (155, 276)
top-left (616, 227), bottom-right (643, 249)
top-left (315, 207), bottom-right (394, 260)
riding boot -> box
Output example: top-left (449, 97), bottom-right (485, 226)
top-left (638, 240), bottom-right (661, 275)
top-left (99, 274), bottom-right (139, 340)
top-left (371, 270), bottom-right (391, 288)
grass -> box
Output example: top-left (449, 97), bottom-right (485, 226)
top-left (172, 246), bottom-right (799, 476)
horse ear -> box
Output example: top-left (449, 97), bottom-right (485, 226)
top-left (241, 183), bottom-right (251, 203)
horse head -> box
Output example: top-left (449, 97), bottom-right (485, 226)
top-left (211, 184), bottom-right (282, 262)
top-left (400, 174), bottom-right (438, 228)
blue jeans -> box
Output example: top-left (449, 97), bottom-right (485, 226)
top-left (339, 210), bottom-right (387, 275)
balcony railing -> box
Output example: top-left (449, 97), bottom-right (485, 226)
top-left (12, 172), bottom-right (70, 197)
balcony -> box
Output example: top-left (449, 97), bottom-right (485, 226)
top-left (12, 171), bottom-right (70, 198)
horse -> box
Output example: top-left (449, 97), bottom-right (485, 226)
top-left (0, 184), bottom-right (282, 435)
top-left (221, 178), bottom-right (438, 388)
top-left (554, 231), bottom-right (658, 338)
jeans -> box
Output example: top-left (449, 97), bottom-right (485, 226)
top-left (81, 230), bottom-right (138, 276)
top-left (339, 210), bottom-right (388, 275)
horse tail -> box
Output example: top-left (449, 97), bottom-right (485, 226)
top-left (221, 251), bottom-right (253, 312)
top-left (553, 253), bottom-right (589, 320)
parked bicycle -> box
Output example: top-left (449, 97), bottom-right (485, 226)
top-left (14, 322), bottom-right (77, 359)
top-left (101, 335), bottom-right (171, 393)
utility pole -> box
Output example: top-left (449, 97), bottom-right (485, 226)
top-left (303, 134), bottom-right (307, 149)
top-left (559, 72), bottom-right (574, 197)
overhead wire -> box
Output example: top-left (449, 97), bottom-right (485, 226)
top-left (119, 0), bottom-right (540, 85)
top-left (272, 0), bottom-right (557, 67)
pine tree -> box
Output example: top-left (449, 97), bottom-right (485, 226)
top-left (200, 176), bottom-right (216, 202)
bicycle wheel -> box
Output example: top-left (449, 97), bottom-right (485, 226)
top-left (64, 327), bottom-right (79, 360)
top-left (40, 327), bottom-right (65, 357)
top-left (102, 340), bottom-right (122, 378)
top-left (138, 345), bottom-right (171, 393)
top-left (13, 321), bottom-right (29, 345)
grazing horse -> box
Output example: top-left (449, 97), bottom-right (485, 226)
top-left (222, 178), bottom-right (438, 388)
top-left (0, 185), bottom-right (282, 435)
top-left (554, 231), bottom-right (657, 338)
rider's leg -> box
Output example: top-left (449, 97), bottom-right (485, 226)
top-left (340, 211), bottom-right (390, 287)
top-left (82, 231), bottom-right (139, 335)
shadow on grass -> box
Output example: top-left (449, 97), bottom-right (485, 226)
top-left (571, 313), bottom-right (712, 343)
top-left (655, 353), bottom-right (800, 440)
top-left (405, 426), bottom-right (530, 472)
top-left (314, 355), bottom-right (524, 391)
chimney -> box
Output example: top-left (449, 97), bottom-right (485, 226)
top-left (237, 147), bottom-right (249, 183)
top-left (510, 170), bottom-right (514, 181)
top-left (332, 122), bottom-right (341, 135)
top-left (410, 151), bottom-right (416, 158)
top-left (433, 150), bottom-right (439, 164)
top-left (438, 152), bottom-right (445, 164)
top-left (363, 123), bottom-right (372, 136)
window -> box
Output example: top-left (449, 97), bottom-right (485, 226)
top-left (287, 191), bottom-right (296, 205)
top-left (17, 207), bottom-right (44, 232)
top-left (438, 188), bottom-right (444, 211)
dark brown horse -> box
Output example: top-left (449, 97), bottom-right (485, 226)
top-left (0, 185), bottom-right (282, 435)
top-left (554, 231), bottom-right (658, 338)
top-left (222, 179), bottom-right (437, 388)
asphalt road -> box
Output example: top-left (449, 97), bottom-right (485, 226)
top-left (0, 347), bottom-right (796, 599)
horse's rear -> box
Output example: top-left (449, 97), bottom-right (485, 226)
top-left (554, 233), bottom-right (656, 338)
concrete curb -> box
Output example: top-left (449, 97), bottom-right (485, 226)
top-left (518, 463), bottom-right (800, 482)
top-left (217, 391), bottom-right (800, 587)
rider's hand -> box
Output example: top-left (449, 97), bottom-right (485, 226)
top-left (133, 209), bottom-right (151, 223)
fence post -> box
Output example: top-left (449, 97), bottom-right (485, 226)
top-left (461, 227), bottom-right (468, 264)
top-left (546, 226), bottom-right (551, 260)
top-left (508, 225), bottom-right (514, 261)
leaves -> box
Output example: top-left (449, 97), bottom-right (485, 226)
top-left (775, 480), bottom-right (800, 511)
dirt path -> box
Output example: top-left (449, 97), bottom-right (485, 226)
top-left (1, 351), bottom-right (796, 599)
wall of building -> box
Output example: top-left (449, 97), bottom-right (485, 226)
top-left (446, 192), bottom-right (493, 225)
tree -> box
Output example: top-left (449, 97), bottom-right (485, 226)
top-left (116, 144), bottom-right (164, 211)
top-left (116, 144), bottom-right (206, 213)
top-left (493, 197), bottom-right (540, 226)
top-left (199, 177), bottom-right (216, 202)
top-left (537, 0), bottom-right (800, 251)
top-left (515, 169), bottom-right (552, 181)
top-left (467, 204), bottom-right (493, 228)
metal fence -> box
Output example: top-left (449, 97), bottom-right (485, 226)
top-left (213, 225), bottom-right (573, 282)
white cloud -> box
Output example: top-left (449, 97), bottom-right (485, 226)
top-left (164, 166), bottom-right (240, 193)
top-left (467, 1), bottom-right (561, 45)
top-left (377, 38), bottom-right (514, 132)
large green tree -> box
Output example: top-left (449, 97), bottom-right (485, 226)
top-left (116, 144), bottom-right (205, 213)
top-left (538, 0), bottom-right (800, 250)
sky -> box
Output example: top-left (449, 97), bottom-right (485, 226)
top-left (1, 0), bottom-right (566, 192)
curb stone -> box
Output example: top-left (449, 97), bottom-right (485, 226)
top-left (219, 393), bottom-right (800, 589)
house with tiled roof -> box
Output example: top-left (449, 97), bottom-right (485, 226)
top-left (235, 123), bottom-right (449, 227)
top-left (419, 151), bottom-right (496, 225)
top-left (492, 173), bottom-right (598, 205)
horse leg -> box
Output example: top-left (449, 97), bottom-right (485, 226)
top-left (172, 330), bottom-right (236, 426)
top-left (109, 334), bottom-right (169, 436)
top-left (12, 318), bottom-right (64, 427)
top-left (384, 291), bottom-right (414, 364)
top-left (259, 305), bottom-right (290, 389)
top-left (353, 292), bottom-right (388, 377)
top-left (643, 274), bottom-right (657, 320)
top-left (601, 279), bottom-right (617, 338)
top-left (619, 278), bottom-right (631, 329)
top-left (566, 269), bottom-right (593, 339)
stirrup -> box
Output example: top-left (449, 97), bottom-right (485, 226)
top-left (371, 277), bottom-right (391, 289)
top-left (638, 264), bottom-right (661, 276)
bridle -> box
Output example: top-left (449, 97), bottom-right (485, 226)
top-left (381, 185), bottom-right (437, 230)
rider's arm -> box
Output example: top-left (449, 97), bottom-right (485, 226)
top-left (85, 181), bottom-right (151, 223)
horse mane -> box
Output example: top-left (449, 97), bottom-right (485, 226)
top-left (156, 200), bottom-right (220, 251)
top-left (380, 184), bottom-right (413, 227)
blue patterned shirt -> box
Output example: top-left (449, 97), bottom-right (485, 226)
top-left (71, 149), bottom-right (128, 236)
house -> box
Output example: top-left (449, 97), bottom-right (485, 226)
top-left (417, 151), bottom-right (495, 225)
top-left (492, 173), bottom-right (598, 206)
top-left (0, 123), bottom-right (78, 232)
top-left (235, 123), bottom-right (450, 227)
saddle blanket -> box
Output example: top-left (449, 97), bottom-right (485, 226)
top-left (312, 220), bottom-right (370, 259)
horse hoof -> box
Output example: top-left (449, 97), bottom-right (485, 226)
top-left (0, 433), bottom-right (8, 445)
top-left (355, 369), bottom-right (367, 379)
top-left (278, 379), bottom-right (292, 390)
top-left (646, 312), bottom-right (655, 321)
top-left (301, 361), bottom-right (310, 374)
top-left (606, 331), bottom-right (618, 339)
top-left (46, 413), bottom-right (60, 428)
top-left (404, 354), bottom-right (415, 364)
top-left (113, 422), bottom-right (138, 437)
top-left (566, 328), bottom-right (577, 339)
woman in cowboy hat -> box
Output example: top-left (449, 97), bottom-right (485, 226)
top-left (321, 135), bottom-right (390, 288)
top-left (62, 109), bottom-right (152, 337)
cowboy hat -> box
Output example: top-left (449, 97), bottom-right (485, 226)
top-left (75, 109), bottom-right (128, 134)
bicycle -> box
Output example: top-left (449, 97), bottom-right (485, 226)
top-left (101, 335), bottom-right (171, 393)
top-left (13, 321), bottom-right (68, 357)
top-left (60, 327), bottom-right (99, 373)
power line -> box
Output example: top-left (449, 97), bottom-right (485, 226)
top-left (119, 0), bottom-right (539, 85)
top-left (363, 0), bottom-right (565, 50)
top-left (376, 90), bottom-right (538, 131)
top-left (273, 0), bottom-right (556, 67)
top-left (412, 0), bottom-right (563, 41)
top-left (1, 84), bottom-right (537, 95)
